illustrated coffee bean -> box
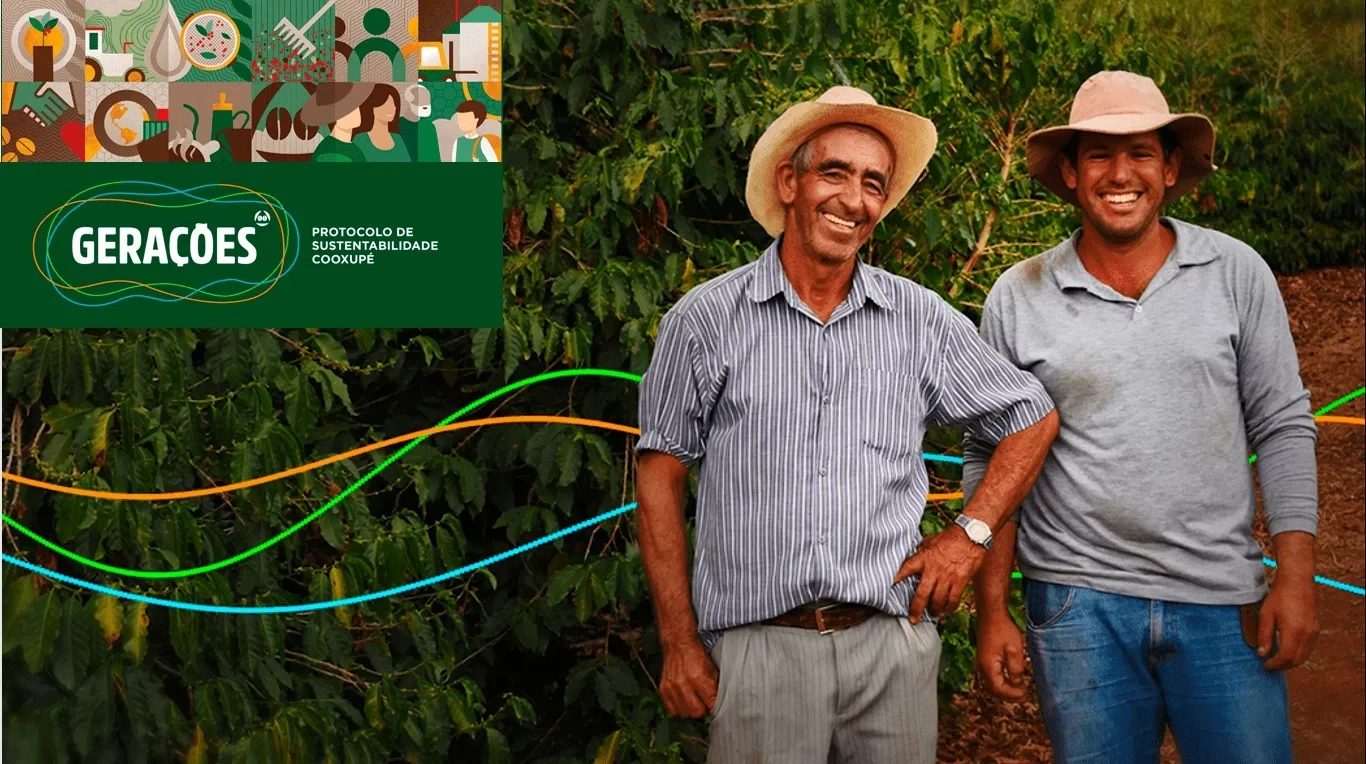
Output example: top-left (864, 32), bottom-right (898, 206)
top-left (2, 152), bottom-right (17, 162)
top-left (1, 126), bottom-right (9, 145)
top-left (15, 137), bottom-right (36, 156)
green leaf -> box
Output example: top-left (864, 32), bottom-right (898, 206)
top-left (3, 575), bottom-right (36, 654)
top-left (123, 601), bottom-right (150, 665)
top-left (546, 565), bottom-right (583, 606)
top-left (312, 333), bottom-right (349, 366)
top-left (55, 492), bottom-right (98, 542)
top-left (22, 591), bottom-right (62, 673)
top-left (526, 198), bottom-right (547, 234)
top-left (309, 365), bottom-right (356, 415)
top-left (486, 728), bottom-right (512, 764)
top-left (923, 206), bottom-right (943, 245)
top-left (283, 366), bottom-right (320, 436)
top-left (507, 695), bottom-right (537, 725)
top-left (319, 509), bottom-right (345, 550)
top-left (69, 669), bottom-right (114, 758)
top-left (415, 336), bottom-right (444, 366)
top-left (454, 456), bottom-right (484, 508)
top-left (222, 31), bottom-right (231, 40)
top-left (557, 436), bottom-right (582, 486)
top-left (471, 328), bottom-right (498, 371)
top-left (170, 607), bottom-right (202, 663)
top-left (29, 17), bottom-right (44, 32)
top-left (52, 597), bottom-right (94, 692)
top-left (603, 658), bottom-right (640, 697)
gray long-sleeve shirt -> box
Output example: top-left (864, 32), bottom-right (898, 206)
top-left (963, 218), bottom-right (1318, 605)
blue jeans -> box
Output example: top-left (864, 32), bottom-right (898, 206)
top-left (1022, 579), bottom-right (1292, 764)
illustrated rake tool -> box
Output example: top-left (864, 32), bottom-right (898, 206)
top-left (274, 0), bottom-right (336, 58)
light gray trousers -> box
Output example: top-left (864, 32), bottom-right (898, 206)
top-left (706, 614), bottom-right (941, 764)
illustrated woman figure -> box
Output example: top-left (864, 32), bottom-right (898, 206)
top-left (300, 83), bottom-right (374, 163)
top-left (354, 84), bottom-right (411, 162)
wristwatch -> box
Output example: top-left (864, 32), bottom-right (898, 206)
top-left (954, 514), bottom-right (993, 549)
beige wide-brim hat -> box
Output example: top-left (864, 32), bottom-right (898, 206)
top-left (746, 86), bottom-right (938, 238)
top-left (1026, 70), bottom-right (1217, 206)
top-left (300, 82), bottom-right (375, 128)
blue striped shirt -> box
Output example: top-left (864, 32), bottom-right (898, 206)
top-left (637, 238), bottom-right (1055, 646)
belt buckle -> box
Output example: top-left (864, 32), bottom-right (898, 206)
top-left (814, 603), bottom-right (839, 635)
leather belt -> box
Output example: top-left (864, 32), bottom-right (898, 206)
top-left (762, 602), bottom-right (881, 635)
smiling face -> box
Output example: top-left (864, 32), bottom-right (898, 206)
top-left (1060, 130), bottom-right (1182, 245)
top-left (373, 95), bottom-right (397, 128)
top-left (776, 124), bottom-right (894, 265)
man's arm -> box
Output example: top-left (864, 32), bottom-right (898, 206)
top-left (896, 294), bottom-right (1056, 620)
top-left (1234, 253), bottom-right (1319, 670)
top-left (637, 451), bottom-right (716, 718)
top-left (635, 306), bottom-right (715, 717)
top-left (896, 409), bottom-right (1057, 621)
top-left (957, 281), bottom-right (1042, 699)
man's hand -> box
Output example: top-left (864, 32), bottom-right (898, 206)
top-left (894, 526), bottom-right (988, 623)
top-left (1257, 578), bottom-right (1319, 671)
top-left (976, 610), bottom-right (1028, 700)
top-left (659, 636), bottom-right (719, 718)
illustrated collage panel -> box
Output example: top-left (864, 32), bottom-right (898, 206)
top-left (2, 0), bottom-right (501, 162)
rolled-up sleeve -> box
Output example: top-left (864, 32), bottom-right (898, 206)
top-left (636, 308), bottom-right (707, 467)
top-left (1236, 255), bottom-right (1318, 537)
top-left (924, 294), bottom-right (1054, 451)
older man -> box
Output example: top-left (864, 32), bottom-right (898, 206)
top-left (966, 71), bottom-right (1319, 764)
top-left (636, 86), bottom-right (1060, 763)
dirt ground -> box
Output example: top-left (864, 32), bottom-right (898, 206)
top-left (937, 266), bottom-right (1366, 764)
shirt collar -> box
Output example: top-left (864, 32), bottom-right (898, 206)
top-left (747, 236), bottom-right (895, 312)
top-left (1051, 217), bottom-right (1216, 291)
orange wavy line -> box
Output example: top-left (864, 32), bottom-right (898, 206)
top-left (8, 414), bottom-right (1357, 504)
top-left (0, 414), bottom-right (962, 503)
top-left (31, 185), bottom-right (289, 305)
top-left (1316, 415), bottom-right (1365, 425)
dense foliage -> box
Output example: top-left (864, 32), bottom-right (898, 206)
top-left (4, 1), bottom-right (1363, 762)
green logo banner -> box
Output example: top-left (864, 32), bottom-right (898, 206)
top-left (2, 162), bottom-right (502, 327)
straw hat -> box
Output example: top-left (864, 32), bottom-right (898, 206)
top-left (1026, 70), bottom-right (1216, 205)
top-left (300, 82), bottom-right (375, 127)
top-left (745, 86), bottom-right (938, 238)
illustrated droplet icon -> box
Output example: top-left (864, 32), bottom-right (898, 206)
top-left (147, 0), bottom-right (191, 81)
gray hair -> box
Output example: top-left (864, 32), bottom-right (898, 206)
top-left (790, 122), bottom-right (895, 175)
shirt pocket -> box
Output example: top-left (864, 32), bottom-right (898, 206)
top-left (858, 369), bottom-right (921, 460)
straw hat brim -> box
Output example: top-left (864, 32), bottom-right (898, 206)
top-left (1025, 112), bottom-right (1217, 206)
top-left (746, 102), bottom-right (937, 238)
top-left (300, 84), bottom-right (375, 128)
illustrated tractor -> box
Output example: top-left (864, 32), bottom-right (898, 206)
top-left (85, 27), bottom-right (145, 82)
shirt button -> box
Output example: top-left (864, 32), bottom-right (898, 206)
top-left (1135, 305), bottom-right (1144, 313)
top-left (818, 535), bottom-right (827, 545)
top-left (822, 395), bottom-right (830, 405)
top-left (819, 467), bottom-right (828, 477)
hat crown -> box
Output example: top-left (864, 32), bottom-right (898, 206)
top-left (816, 85), bottom-right (879, 107)
top-left (1069, 70), bottom-right (1170, 124)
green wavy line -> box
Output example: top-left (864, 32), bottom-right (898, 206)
top-left (2, 369), bottom-right (643, 579)
top-left (4, 375), bottom-right (1361, 581)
